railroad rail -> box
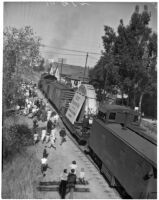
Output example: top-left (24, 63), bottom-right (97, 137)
top-left (38, 89), bottom-right (123, 199)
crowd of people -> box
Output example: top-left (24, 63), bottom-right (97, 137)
top-left (59, 161), bottom-right (87, 199)
top-left (16, 80), bottom-right (87, 199)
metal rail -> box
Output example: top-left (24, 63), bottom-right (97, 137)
top-left (38, 89), bottom-right (122, 199)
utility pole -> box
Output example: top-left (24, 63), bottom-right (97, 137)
top-left (60, 58), bottom-right (63, 81)
top-left (83, 52), bottom-right (88, 82)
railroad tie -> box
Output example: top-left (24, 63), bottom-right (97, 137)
top-left (39, 180), bottom-right (89, 186)
top-left (37, 186), bottom-right (90, 192)
top-left (37, 181), bottom-right (90, 192)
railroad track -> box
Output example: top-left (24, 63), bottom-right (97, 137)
top-left (63, 125), bottom-right (125, 199)
top-left (37, 89), bottom-right (122, 199)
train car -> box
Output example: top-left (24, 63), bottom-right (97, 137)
top-left (87, 104), bottom-right (157, 199)
top-left (39, 73), bottom-right (75, 113)
top-left (63, 84), bottom-right (98, 143)
top-left (39, 74), bottom-right (98, 143)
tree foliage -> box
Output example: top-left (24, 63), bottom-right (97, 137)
top-left (3, 26), bottom-right (41, 112)
top-left (89, 5), bottom-right (157, 115)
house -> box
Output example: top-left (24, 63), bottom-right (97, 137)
top-left (49, 62), bottom-right (89, 88)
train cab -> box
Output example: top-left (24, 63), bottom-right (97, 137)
top-left (97, 104), bottom-right (139, 126)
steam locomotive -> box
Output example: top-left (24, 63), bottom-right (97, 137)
top-left (38, 73), bottom-right (157, 199)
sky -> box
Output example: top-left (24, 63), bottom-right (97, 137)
top-left (3, 2), bottom-right (157, 68)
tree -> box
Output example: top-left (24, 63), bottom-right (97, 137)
top-left (3, 26), bottom-right (41, 113)
top-left (89, 5), bottom-right (157, 119)
top-left (89, 26), bottom-right (119, 102)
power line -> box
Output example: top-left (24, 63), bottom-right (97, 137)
top-left (40, 50), bottom-right (86, 57)
top-left (89, 55), bottom-right (100, 60)
top-left (41, 43), bottom-right (102, 55)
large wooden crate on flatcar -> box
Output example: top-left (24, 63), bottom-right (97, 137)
top-left (46, 81), bottom-right (75, 113)
top-left (39, 76), bottom-right (75, 114)
top-left (88, 119), bottom-right (157, 199)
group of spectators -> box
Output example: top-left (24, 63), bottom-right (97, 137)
top-left (59, 161), bottom-right (86, 199)
top-left (17, 80), bottom-right (87, 199)
top-left (15, 81), bottom-right (37, 111)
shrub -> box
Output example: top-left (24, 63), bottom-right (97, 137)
top-left (2, 124), bottom-right (33, 162)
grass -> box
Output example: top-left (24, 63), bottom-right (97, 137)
top-left (2, 146), bottom-right (41, 199)
top-left (2, 70), bottom-right (43, 199)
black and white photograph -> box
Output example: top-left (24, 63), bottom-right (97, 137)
top-left (2, 1), bottom-right (157, 199)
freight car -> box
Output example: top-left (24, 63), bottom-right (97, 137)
top-left (87, 104), bottom-right (157, 199)
top-left (39, 73), bottom-right (98, 143)
top-left (38, 73), bottom-right (75, 114)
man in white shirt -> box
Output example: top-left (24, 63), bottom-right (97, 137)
top-left (41, 157), bottom-right (47, 177)
top-left (47, 109), bottom-right (52, 121)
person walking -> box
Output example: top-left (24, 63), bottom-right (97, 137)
top-left (46, 119), bottom-right (53, 143)
top-left (59, 169), bottom-right (68, 199)
top-left (67, 169), bottom-right (77, 199)
top-left (33, 130), bottom-right (39, 145)
top-left (41, 156), bottom-right (51, 177)
top-left (49, 128), bottom-right (57, 149)
top-left (47, 109), bottom-right (52, 121)
top-left (43, 146), bottom-right (49, 158)
top-left (41, 129), bottom-right (46, 143)
top-left (41, 156), bottom-right (48, 177)
top-left (59, 128), bottom-right (67, 145)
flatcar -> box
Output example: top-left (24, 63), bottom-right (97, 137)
top-left (39, 74), bottom-right (98, 143)
top-left (87, 104), bottom-right (157, 199)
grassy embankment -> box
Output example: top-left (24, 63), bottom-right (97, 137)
top-left (2, 71), bottom-right (42, 199)
top-left (2, 147), bottom-right (41, 199)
